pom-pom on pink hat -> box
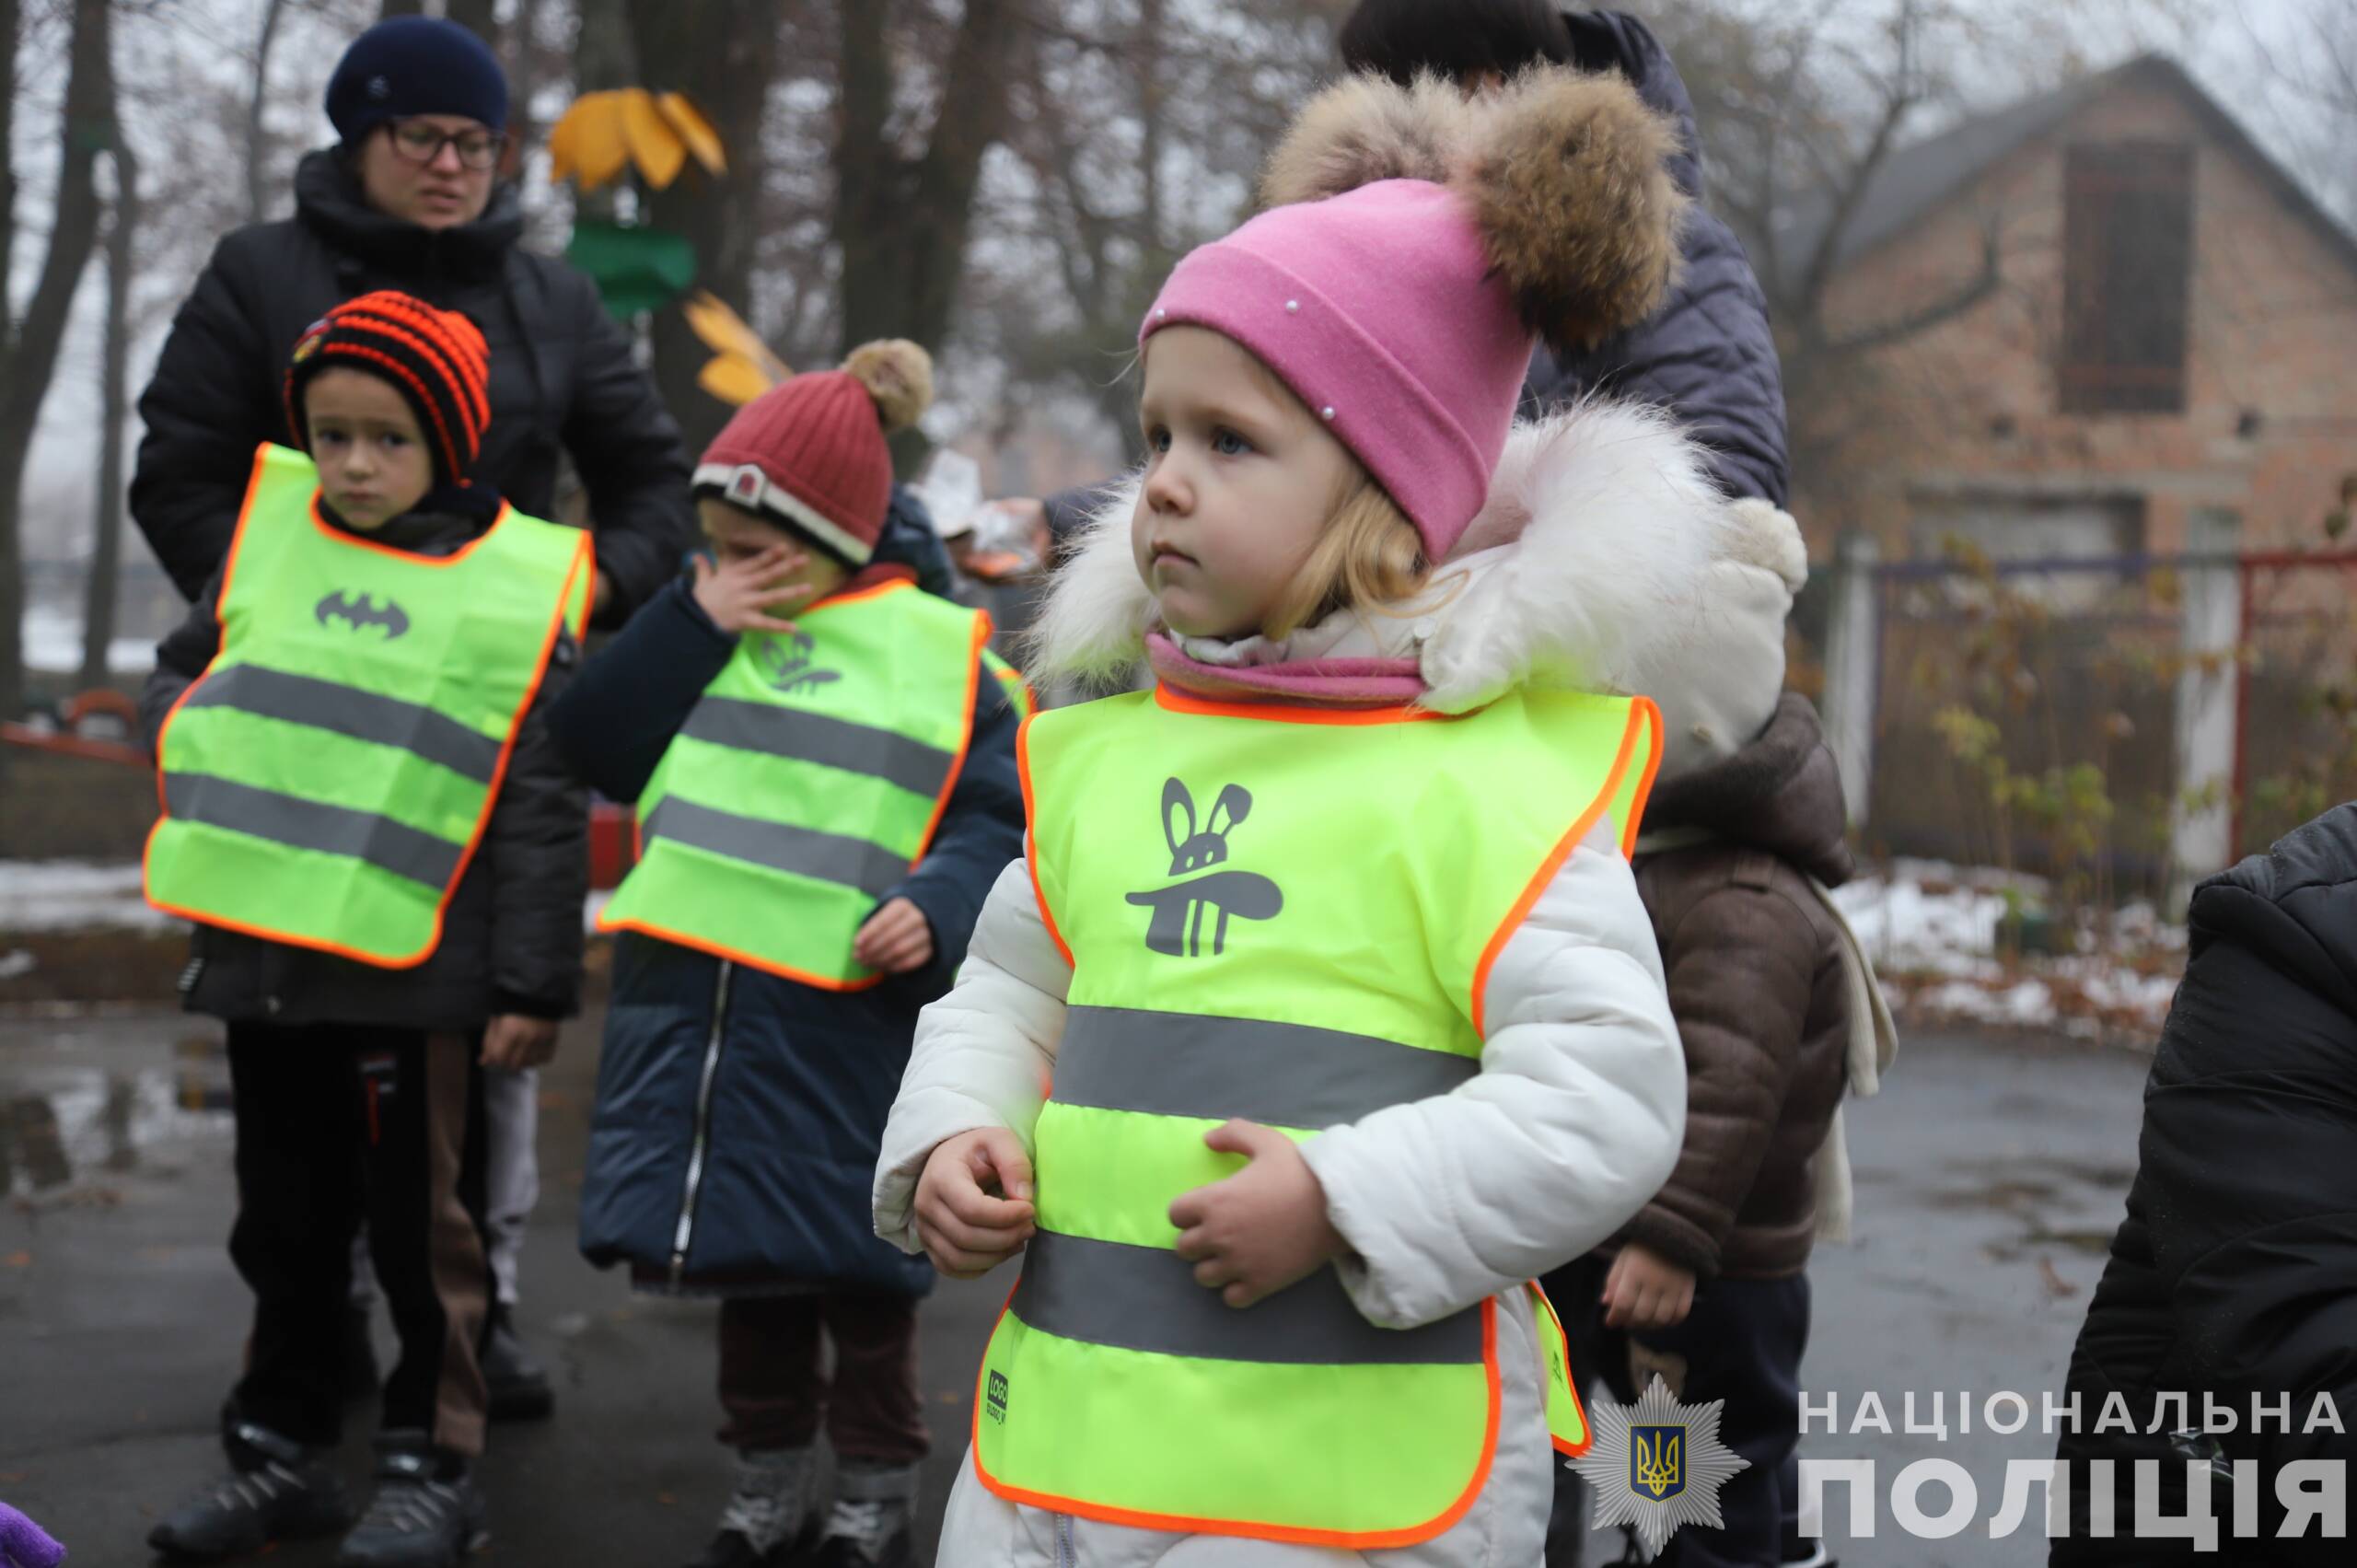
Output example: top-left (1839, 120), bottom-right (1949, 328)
top-left (1141, 67), bottom-right (1689, 562)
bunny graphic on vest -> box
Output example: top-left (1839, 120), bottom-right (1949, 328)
top-left (1123, 778), bottom-right (1283, 957)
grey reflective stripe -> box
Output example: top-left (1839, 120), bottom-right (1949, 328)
top-left (163, 773), bottom-right (464, 890)
top-left (1010, 1229), bottom-right (1480, 1365)
top-left (644, 797), bottom-right (909, 897)
top-left (1051, 1005), bottom-right (1478, 1130)
top-left (181, 664), bottom-right (504, 784)
top-left (679, 696), bottom-right (955, 800)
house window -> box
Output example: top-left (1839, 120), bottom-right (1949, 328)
top-left (2060, 142), bottom-right (2194, 414)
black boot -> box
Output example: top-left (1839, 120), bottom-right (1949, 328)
top-left (481, 1303), bottom-right (553, 1422)
top-left (344, 1304), bottom-right (380, 1402)
top-left (332, 1434), bottom-right (485, 1568)
top-left (148, 1418), bottom-right (354, 1562)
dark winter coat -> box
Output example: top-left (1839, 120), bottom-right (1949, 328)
top-left (560, 540), bottom-right (1026, 1298)
top-left (1527, 10), bottom-right (1788, 506)
top-left (2051, 806), bottom-right (2357, 1566)
top-left (132, 151), bottom-right (691, 624)
top-left (1040, 11), bottom-right (1786, 545)
top-left (140, 495), bottom-right (587, 1031)
top-left (1620, 695), bottom-right (1854, 1280)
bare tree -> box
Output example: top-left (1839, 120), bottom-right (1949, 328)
top-left (0, 0), bottom-right (116, 726)
top-left (80, 134), bottom-right (138, 690)
top-left (632, 0), bottom-right (782, 453)
top-left (447, 0), bottom-right (495, 43)
top-left (246, 0), bottom-right (291, 223)
top-left (834, 0), bottom-right (1022, 366)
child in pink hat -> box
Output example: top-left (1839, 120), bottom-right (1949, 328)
top-left (875, 65), bottom-right (1778, 1566)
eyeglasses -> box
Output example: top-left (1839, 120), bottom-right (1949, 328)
top-left (384, 120), bottom-right (506, 172)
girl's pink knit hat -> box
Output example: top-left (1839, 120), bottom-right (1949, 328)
top-left (1142, 68), bottom-right (1688, 561)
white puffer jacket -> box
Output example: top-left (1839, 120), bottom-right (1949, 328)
top-left (876, 403), bottom-right (1787, 1566)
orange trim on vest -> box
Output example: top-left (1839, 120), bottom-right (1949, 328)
top-left (1151, 681), bottom-right (1445, 726)
top-left (145, 451), bottom-right (590, 969)
top-left (308, 491), bottom-right (509, 567)
top-left (596, 912), bottom-right (888, 993)
top-left (909, 608), bottom-right (994, 865)
top-left (1529, 1280), bottom-right (1595, 1458)
top-left (601, 583), bottom-right (991, 988)
top-left (969, 1294), bottom-right (1504, 1549)
top-left (1014, 711), bottom-right (1076, 971)
top-left (1619, 697), bottom-right (1664, 859)
top-left (1469, 697), bottom-right (1658, 1039)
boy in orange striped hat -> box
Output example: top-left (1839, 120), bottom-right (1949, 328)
top-left (142, 290), bottom-right (590, 1568)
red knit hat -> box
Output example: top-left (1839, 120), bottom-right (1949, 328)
top-left (693, 340), bottom-right (935, 566)
top-left (285, 290), bottom-right (493, 492)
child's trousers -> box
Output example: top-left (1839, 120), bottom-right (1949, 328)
top-left (1545, 1255), bottom-right (1811, 1568)
top-left (226, 1022), bottom-right (493, 1458)
top-left (715, 1292), bottom-right (929, 1464)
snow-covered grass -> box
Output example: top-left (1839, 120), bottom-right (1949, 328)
top-left (3, 854), bottom-right (2192, 1045)
top-left (21, 602), bottom-right (155, 676)
top-left (1833, 859), bottom-right (2185, 1046)
top-left (0, 861), bottom-right (175, 934)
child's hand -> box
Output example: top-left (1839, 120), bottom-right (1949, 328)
top-left (914, 1128), bottom-right (1036, 1279)
top-left (1168, 1119), bottom-right (1346, 1308)
top-left (481, 1014), bottom-right (560, 1071)
top-left (854, 897), bottom-right (935, 974)
top-left (691, 543), bottom-right (819, 634)
top-left (1601, 1242), bottom-right (1697, 1330)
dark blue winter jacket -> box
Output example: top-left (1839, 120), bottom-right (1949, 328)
top-left (1524, 10), bottom-right (1788, 505)
top-left (560, 500), bottom-right (1025, 1296)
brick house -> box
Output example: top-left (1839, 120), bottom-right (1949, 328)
top-left (1778, 53), bottom-right (2357, 562)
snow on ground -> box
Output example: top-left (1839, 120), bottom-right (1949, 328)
top-left (21, 602), bottom-right (155, 676)
top-left (3, 854), bottom-right (2190, 1043)
top-left (1833, 858), bottom-right (2184, 1046)
top-left (0, 862), bottom-right (175, 934)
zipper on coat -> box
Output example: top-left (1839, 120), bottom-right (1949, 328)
top-left (1054, 1513), bottom-right (1075, 1568)
top-left (668, 959), bottom-right (735, 1287)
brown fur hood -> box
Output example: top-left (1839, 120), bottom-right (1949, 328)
top-left (1641, 693), bottom-right (1855, 888)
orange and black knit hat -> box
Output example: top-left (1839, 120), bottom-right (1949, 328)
top-left (285, 291), bottom-right (493, 492)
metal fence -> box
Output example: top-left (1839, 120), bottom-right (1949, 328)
top-left (1803, 539), bottom-right (2357, 907)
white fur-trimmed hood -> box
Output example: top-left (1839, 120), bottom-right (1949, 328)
top-left (1027, 400), bottom-right (1798, 714)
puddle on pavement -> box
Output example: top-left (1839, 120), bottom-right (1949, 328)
top-left (0, 1030), bottom-right (232, 1198)
top-left (1925, 1154), bottom-right (2134, 1269)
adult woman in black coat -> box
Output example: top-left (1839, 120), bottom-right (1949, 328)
top-left (131, 17), bottom-right (692, 625)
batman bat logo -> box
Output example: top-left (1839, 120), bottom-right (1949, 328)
top-left (314, 589), bottom-right (412, 640)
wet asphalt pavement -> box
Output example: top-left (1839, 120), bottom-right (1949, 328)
top-left (0, 1009), bottom-right (2150, 1567)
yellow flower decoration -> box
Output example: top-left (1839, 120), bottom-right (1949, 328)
top-left (549, 89), bottom-right (727, 192)
top-left (683, 290), bottom-right (790, 406)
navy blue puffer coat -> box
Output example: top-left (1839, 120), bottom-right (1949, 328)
top-left (562, 505), bottom-right (1025, 1297)
top-left (1525, 10), bottom-right (1788, 506)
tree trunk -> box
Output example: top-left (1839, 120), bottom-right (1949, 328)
top-left (378, 0), bottom-right (424, 17)
top-left (633, 0), bottom-right (778, 453)
top-left (0, 0), bottom-right (113, 728)
top-left (503, 0), bottom-right (545, 166)
top-left (246, 0), bottom-right (289, 225)
top-left (81, 145), bottom-right (138, 691)
top-left (835, 0), bottom-right (1021, 469)
top-left (569, 0), bottom-right (634, 227)
top-left (447, 0), bottom-right (498, 44)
